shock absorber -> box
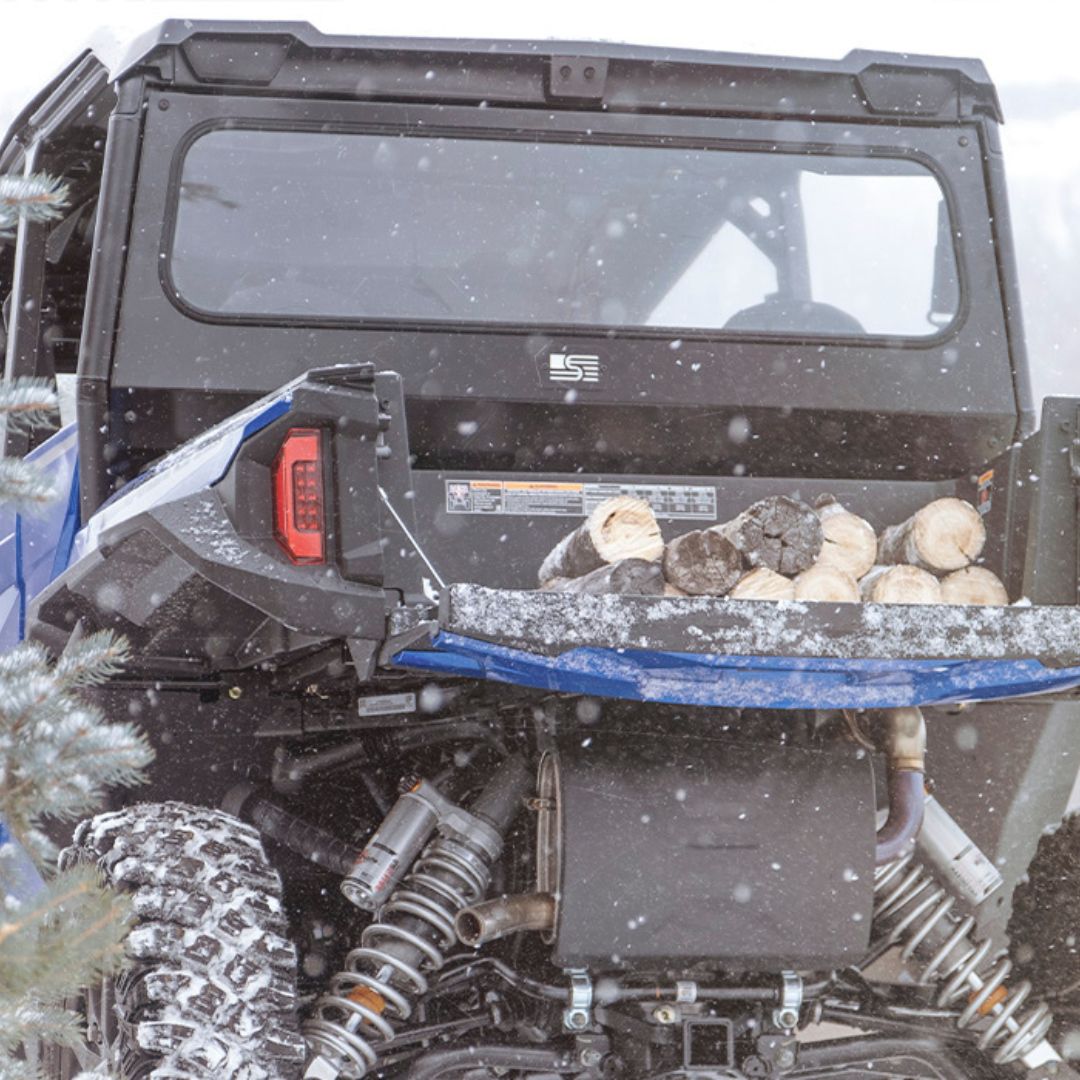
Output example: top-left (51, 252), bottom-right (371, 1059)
top-left (303, 756), bottom-right (529, 1080)
top-left (872, 794), bottom-right (1059, 1071)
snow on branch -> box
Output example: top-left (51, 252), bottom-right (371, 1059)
top-left (0, 633), bottom-right (151, 858)
top-left (0, 864), bottom-right (131, 1061)
top-left (0, 376), bottom-right (58, 433)
top-left (0, 172), bottom-right (69, 239)
top-left (0, 456), bottom-right (58, 512)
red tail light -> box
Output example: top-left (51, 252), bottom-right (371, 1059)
top-left (273, 428), bottom-right (325, 564)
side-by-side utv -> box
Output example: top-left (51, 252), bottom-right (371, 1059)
top-left (4, 22), bottom-right (1080, 1080)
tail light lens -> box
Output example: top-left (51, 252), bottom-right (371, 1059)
top-left (273, 428), bottom-right (325, 564)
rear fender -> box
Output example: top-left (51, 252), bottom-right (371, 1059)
top-left (27, 364), bottom-right (424, 675)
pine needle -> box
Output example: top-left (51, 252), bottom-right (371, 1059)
top-left (0, 173), bottom-right (70, 239)
top-left (0, 377), bottom-right (58, 433)
top-left (53, 632), bottom-right (130, 690)
top-left (0, 865), bottom-right (130, 1056)
top-left (0, 458), bottom-right (57, 513)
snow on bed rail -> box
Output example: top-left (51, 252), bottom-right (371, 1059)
top-left (444, 585), bottom-right (1080, 665)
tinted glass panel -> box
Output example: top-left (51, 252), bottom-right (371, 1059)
top-left (171, 129), bottom-right (958, 338)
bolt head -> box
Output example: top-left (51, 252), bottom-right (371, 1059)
top-left (652, 1005), bottom-right (679, 1025)
top-left (773, 1008), bottom-right (799, 1030)
top-left (565, 1009), bottom-right (589, 1031)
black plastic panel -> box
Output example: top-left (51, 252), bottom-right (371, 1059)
top-left (550, 734), bottom-right (875, 970)
top-left (101, 90), bottom-right (1018, 496)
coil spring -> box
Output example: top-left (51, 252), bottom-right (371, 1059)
top-left (303, 835), bottom-right (490, 1079)
top-left (874, 852), bottom-right (1054, 1066)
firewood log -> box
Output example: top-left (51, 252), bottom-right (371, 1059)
top-left (860, 564), bottom-right (943, 604)
top-left (712, 495), bottom-right (824, 575)
top-left (543, 558), bottom-right (664, 596)
top-left (877, 497), bottom-right (985, 573)
top-left (663, 582), bottom-right (689, 597)
top-left (662, 529), bottom-right (743, 596)
top-left (540, 576), bottom-right (572, 592)
top-left (940, 566), bottom-right (1009, 606)
top-left (794, 563), bottom-right (861, 603)
top-left (538, 496), bottom-right (663, 585)
top-left (813, 495), bottom-right (877, 579)
top-left (729, 567), bottom-right (796, 601)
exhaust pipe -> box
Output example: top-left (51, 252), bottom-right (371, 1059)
top-left (874, 706), bottom-right (927, 865)
top-left (455, 892), bottom-right (556, 947)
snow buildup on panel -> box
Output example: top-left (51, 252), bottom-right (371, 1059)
top-left (176, 494), bottom-right (247, 565)
top-left (446, 584), bottom-right (1080, 664)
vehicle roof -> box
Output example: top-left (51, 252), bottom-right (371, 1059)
top-left (103, 19), bottom-right (1001, 124)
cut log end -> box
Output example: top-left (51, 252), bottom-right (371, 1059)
top-left (794, 564), bottom-right (861, 603)
top-left (878, 497), bottom-right (986, 573)
top-left (912, 498), bottom-right (986, 571)
top-left (663, 529), bottom-right (743, 596)
top-left (861, 564), bottom-right (943, 605)
top-left (589, 495), bottom-right (665, 563)
top-left (941, 566), bottom-right (1009, 606)
top-left (713, 495), bottom-right (823, 576)
top-left (815, 502), bottom-right (878, 580)
top-left (538, 496), bottom-right (662, 585)
top-left (729, 567), bottom-right (796, 601)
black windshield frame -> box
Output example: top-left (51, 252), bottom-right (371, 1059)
top-left (160, 114), bottom-right (967, 349)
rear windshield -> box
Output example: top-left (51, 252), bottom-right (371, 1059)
top-left (169, 128), bottom-right (959, 339)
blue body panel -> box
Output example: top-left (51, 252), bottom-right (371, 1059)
top-left (0, 816), bottom-right (46, 906)
top-left (394, 632), bottom-right (1080, 710)
top-left (0, 424), bottom-right (79, 651)
top-left (0, 384), bottom-right (295, 651)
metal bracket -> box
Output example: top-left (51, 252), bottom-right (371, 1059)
top-left (563, 969), bottom-right (594, 1031)
top-left (548, 56), bottom-right (609, 102)
top-left (772, 971), bottom-right (803, 1031)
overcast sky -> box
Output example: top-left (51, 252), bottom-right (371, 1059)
top-left (3, 0), bottom-right (1080, 406)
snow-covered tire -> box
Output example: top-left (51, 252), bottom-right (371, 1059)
top-left (51, 801), bottom-right (306, 1079)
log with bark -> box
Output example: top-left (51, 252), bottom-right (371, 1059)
top-left (860, 564), bottom-right (943, 605)
top-left (543, 558), bottom-right (665, 596)
top-left (814, 495), bottom-right (878, 580)
top-left (538, 496), bottom-right (663, 585)
top-left (712, 495), bottom-right (824, 575)
top-left (940, 566), bottom-right (1009, 606)
top-left (729, 567), bottom-right (796, 601)
top-left (794, 563), bottom-right (861, 603)
top-left (662, 529), bottom-right (743, 596)
top-left (877, 497), bottom-right (985, 573)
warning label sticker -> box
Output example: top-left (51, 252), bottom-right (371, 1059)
top-left (445, 479), bottom-right (717, 520)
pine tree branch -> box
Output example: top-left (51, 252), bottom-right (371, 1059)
top-left (0, 458), bottom-right (57, 514)
top-left (53, 632), bottom-right (130, 690)
top-left (0, 173), bottom-right (70, 239)
top-left (2, 717), bottom-right (152, 832)
top-left (0, 866), bottom-right (130, 999)
top-left (0, 633), bottom-right (151, 858)
top-left (0, 1001), bottom-right (83, 1056)
top-left (0, 377), bottom-right (58, 434)
top-left (0, 641), bottom-right (49, 679)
